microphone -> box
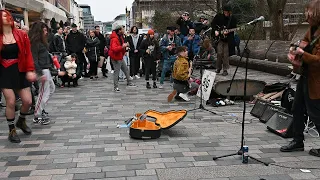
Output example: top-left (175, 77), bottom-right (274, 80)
top-left (202, 27), bottom-right (212, 34)
top-left (247, 16), bottom-right (265, 25)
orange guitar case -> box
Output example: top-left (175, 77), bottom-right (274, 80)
top-left (129, 110), bottom-right (187, 139)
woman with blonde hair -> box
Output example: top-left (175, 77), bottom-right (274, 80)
top-left (280, 0), bottom-right (320, 157)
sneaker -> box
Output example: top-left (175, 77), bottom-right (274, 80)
top-left (309, 148), bottom-right (320, 157)
top-left (179, 93), bottom-right (190, 101)
top-left (168, 90), bottom-right (177, 102)
top-left (280, 140), bottom-right (304, 152)
top-left (216, 69), bottom-right (221, 74)
top-left (146, 82), bottom-right (151, 89)
top-left (135, 75), bottom-right (140, 79)
top-left (42, 110), bottom-right (49, 116)
top-left (127, 82), bottom-right (136, 87)
top-left (159, 84), bottom-right (164, 89)
top-left (111, 70), bottom-right (114, 74)
top-left (114, 88), bottom-right (120, 92)
top-left (153, 82), bottom-right (157, 88)
top-left (33, 117), bottom-right (50, 125)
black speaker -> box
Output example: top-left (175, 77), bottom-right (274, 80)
top-left (266, 111), bottom-right (293, 138)
top-left (250, 99), bottom-right (268, 118)
top-left (260, 104), bottom-right (286, 123)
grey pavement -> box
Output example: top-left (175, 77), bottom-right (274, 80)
top-left (0, 66), bottom-right (319, 180)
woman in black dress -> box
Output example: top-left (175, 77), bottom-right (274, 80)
top-left (0, 10), bottom-right (37, 143)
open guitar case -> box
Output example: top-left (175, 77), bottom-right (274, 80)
top-left (130, 110), bottom-right (187, 139)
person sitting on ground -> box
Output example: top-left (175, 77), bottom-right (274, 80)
top-left (167, 46), bottom-right (199, 102)
top-left (64, 54), bottom-right (78, 87)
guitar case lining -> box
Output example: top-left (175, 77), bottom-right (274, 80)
top-left (130, 110), bottom-right (187, 139)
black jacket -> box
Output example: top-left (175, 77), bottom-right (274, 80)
top-left (96, 32), bottom-right (106, 56)
top-left (139, 37), bottom-right (160, 61)
top-left (51, 34), bottom-right (66, 53)
top-left (85, 37), bottom-right (100, 62)
top-left (66, 30), bottom-right (86, 53)
top-left (211, 13), bottom-right (237, 56)
top-left (194, 21), bottom-right (209, 35)
top-left (176, 17), bottom-right (194, 36)
top-left (31, 43), bottom-right (52, 76)
top-left (126, 34), bottom-right (143, 57)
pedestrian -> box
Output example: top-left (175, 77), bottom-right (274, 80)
top-left (66, 23), bottom-right (86, 77)
top-left (126, 26), bottom-right (143, 79)
top-left (29, 21), bottom-right (55, 125)
top-left (0, 10), bottom-right (37, 143)
top-left (94, 26), bottom-right (107, 77)
top-left (108, 25), bottom-right (135, 92)
top-left (139, 29), bottom-right (160, 89)
top-left (85, 29), bottom-right (100, 79)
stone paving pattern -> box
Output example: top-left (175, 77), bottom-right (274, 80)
top-left (0, 66), bottom-right (319, 180)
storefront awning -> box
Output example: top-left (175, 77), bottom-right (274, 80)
top-left (42, 1), bottom-right (67, 22)
top-left (5, 0), bottom-right (44, 12)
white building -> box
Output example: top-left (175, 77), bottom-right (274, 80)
top-left (112, 14), bottom-right (126, 31)
top-left (70, 0), bottom-right (84, 29)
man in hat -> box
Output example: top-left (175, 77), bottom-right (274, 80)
top-left (211, 4), bottom-right (237, 76)
top-left (159, 26), bottom-right (181, 89)
top-left (176, 12), bottom-right (194, 39)
top-left (194, 16), bottom-right (210, 35)
top-left (66, 23), bottom-right (87, 78)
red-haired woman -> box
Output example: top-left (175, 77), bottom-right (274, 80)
top-left (0, 10), bottom-right (37, 143)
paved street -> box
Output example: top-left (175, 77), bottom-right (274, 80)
top-left (0, 66), bottom-right (320, 180)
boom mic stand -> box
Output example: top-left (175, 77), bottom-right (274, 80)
top-left (212, 22), bottom-right (268, 166)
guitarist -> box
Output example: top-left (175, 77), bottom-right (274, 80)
top-left (211, 4), bottom-right (237, 76)
top-left (280, 0), bottom-right (320, 157)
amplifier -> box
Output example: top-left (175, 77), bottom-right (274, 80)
top-left (266, 111), bottom-right (293, 138)
top-left (260, 104), bottom-right (286, 123)
top-left (250, 99), bottom-right (268, 118)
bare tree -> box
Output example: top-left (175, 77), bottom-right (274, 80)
top-left (266, 0), bottom-right (287, 40)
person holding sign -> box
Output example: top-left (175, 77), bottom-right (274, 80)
top-left (167, 46), bottom-right (199, 102)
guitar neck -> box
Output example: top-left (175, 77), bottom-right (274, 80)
top-left (221, 27), bottom-right (241, 33)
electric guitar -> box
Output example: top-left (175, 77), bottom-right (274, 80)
top-left (212, 25), bottom-right (246, 45)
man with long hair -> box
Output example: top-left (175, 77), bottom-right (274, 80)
top-left (280, 0), bottom-right (320, 157)
top-left (0, 10), bottom-right (36, 143)
top-left (29, 21), bottom-right (55, 125)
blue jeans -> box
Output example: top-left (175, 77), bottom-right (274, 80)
top-left (160, 56), bottom-right (177, 84)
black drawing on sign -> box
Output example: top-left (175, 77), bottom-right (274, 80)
top-left (202, 75), bottom-right (210, 92)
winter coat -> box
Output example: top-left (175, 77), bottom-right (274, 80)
top-left (31, 42), bottom-right (52, 76)
top-left (50, 33), bottom-right (66, 53)
top-left (109, 31), bottom-right (126, 60)
top-left (85, 37), bottom-right (100, 62)
top-left (96, 32), bottom-right (106, 56)
top-left (176, 17), bottom-right (194, 36)
top-left (126, 34), bottom-right (143, 57)
top-left (64, 55), bottom-right (78, 75)
top-left (66, 30), bottom-right (86, 53)
top-left (139, 37), bottom-right (160, 61)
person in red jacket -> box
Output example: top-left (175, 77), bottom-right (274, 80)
top-left (0, 10), bottom-right (37, 143)
top-left (109, 25), bottom-right (135, 92)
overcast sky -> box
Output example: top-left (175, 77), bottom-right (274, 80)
top-left (77, 0), bottom-right (134, 22)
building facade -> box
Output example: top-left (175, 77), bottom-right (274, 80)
top-left (112, 14), bottom-right (126, 31)
top-left (70, 0), bottom-right (83, 29)
top-left (79, 4), bottom-right (94, 32)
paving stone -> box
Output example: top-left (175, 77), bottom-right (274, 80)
top-left (136, 169), bottom-right (156, 176)
top-left (19, 175), bottom-right (52, 180)
top-left (73, 172), bottom-right (105, 179)
top-left (8, 171), bottom-right (31, 177)
top-left (105, 170), bottom-right (135, 178)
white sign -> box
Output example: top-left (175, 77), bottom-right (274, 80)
top-left (197, 70), bottom-right (216, 101)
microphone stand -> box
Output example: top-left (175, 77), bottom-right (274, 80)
top-left (212, 22), bottom-right (269, 166)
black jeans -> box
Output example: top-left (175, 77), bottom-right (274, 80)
top-left (72, 51), bottom-right (86, 76)
top-left (144, 58), bottom-right (157, 81)
top-left (89, 60), bottom-right (98, 76)
top-left (292, 76), bottom-right (320, 142)
top-left (130, 55), bottom-right (140, 76)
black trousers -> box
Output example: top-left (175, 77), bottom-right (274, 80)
top-left (130, 55), bottom-right (140, 76)
top-left (292, 76), bottom-right (320, 142)
top-left (144, 58), bottom-right (157, 81)
top-left (89, 60), bottom-right (98, 76)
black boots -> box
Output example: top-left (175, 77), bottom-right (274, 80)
top-left (146, 82), bottom-right (157, 89)
top-left (8, 129), bottom-right (20, 143)
top-left (280, 140), bottom-right (304, 152)
top-left (146, 82), bottom-right (151, 89)
top-left (16, 117), bottom-right (32, 135)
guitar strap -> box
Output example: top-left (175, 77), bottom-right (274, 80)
top-left (226, 14), bottom-right (232, 29)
